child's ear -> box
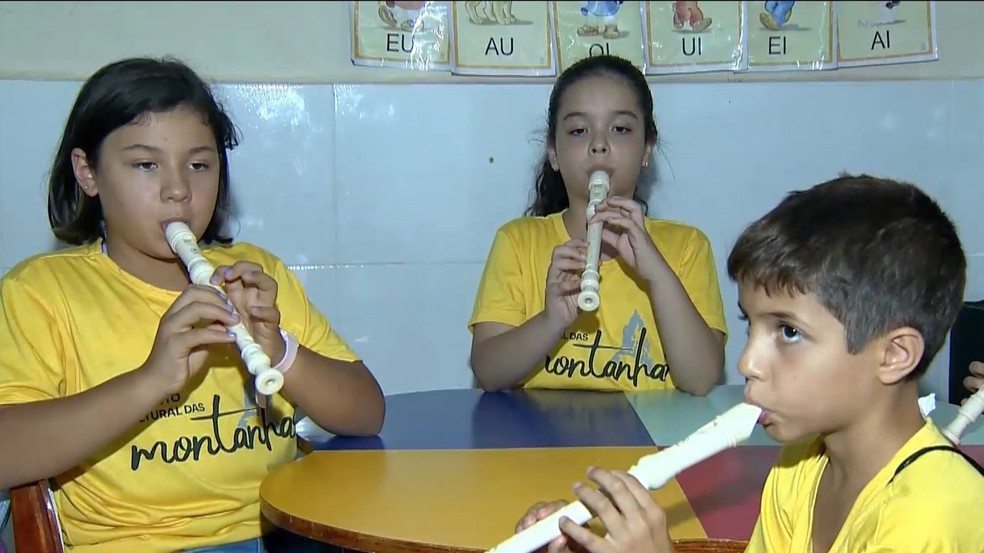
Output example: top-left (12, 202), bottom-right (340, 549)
top-left (547, 144), bottom-right (560, 172)
top-left (71, 148), bottom-right (99, 197)
top-left (876, 326), bottom-right (924, 385)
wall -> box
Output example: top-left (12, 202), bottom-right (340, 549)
top-left (1, 2), bottom-right (982, 400)
top-left (2, 1), bottom-right (984, 83)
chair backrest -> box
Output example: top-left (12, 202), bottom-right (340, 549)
top-left (10, 480), bottom-right (64, 553)
top-left (1, 488), bottom-right (8, 553)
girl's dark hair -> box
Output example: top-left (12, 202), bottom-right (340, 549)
top-left (526, 55), bottom-right (658, 217)
top-left (47, 57), bottom-right (239, 245)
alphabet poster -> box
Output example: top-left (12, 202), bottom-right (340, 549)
top-left (350, 1), bottom-right (451, 70)
top-left (644, 1), bottom-right (748, 74)
top-left (746, 1), bottom-right (837, 71)
top-left (451, 1), bottom-right (557, 76)
top-left (837, 1), bottom-right (937, 67)
top-left (552, 1), bottom-right (646, 72)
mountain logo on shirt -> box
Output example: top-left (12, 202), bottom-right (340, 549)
top-left (130, 394), bottom-right (295, 470)
top-left (546, 311), bottom-right (669, 387)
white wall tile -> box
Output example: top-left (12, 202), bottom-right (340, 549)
top-left (330, 262), bottom-right (484, 395)
top-left (218, 84), bottom-right (338, 266)
top-left (967, 254), bottom-right (984, 302)
top-left (333, 84), bottom-right (544, 264)
top-left (944, 80), bottom-right (984, 258)
top-left (285, 264), bottom-right (339, 329)
top-left (0, 80), bottom-right (79, 264)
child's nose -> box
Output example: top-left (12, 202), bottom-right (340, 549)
top-left (738, 341), bottom-right (765, 380)
top-left (160, 171), bottom-right (191, 201)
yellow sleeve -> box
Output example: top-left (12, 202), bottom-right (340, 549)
top-left (0, 274), bottom-right (68, 404)
top-left (861, 500), bottom-right (982, 553)
top-left (677, 228), bottom-right (727, 339)
top-left (861, 461), bottom-right (984, 552)
top-left (468, 227), bottom-right (528, 331)
top-left (270, 259), bottom-right (360, 363)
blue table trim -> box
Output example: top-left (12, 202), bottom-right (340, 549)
top-left (308, 389), bottom-right (655, 451)
top-left (299, 386), bottom-right (984, 451)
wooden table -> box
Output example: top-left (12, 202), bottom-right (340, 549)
top-left (260, 386), bottom-right (984, 553)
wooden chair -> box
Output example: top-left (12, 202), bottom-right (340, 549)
top-left (10, 479), bottom-right (63, 553)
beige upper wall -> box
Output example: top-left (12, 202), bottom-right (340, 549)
top-left (1, 1), bottom-right (982, 84)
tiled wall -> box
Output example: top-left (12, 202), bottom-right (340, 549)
top-left (1, 79), bottom-right (981, 399)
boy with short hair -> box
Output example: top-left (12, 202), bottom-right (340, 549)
top-left (515, 174), bottom-right (984, 553)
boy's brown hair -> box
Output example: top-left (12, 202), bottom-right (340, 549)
top-left (727, 174), bottom-right (965, 377)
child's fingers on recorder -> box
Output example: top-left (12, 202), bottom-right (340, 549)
top-left (549, 278), bottom-right (581, 295)
top-left (169, 327), bottom-right (238, 356)
top-left (169, 283), bottom-right (228, 304)
top-left (516, 500), bottom-right (568, 532)
top-left (970, 361), bottom-right (984, 378)
top-left (550, 244), bottom-right (587, 274)
top-left (600, 228), bottom-right (623, 246)
top-left (161, 285), bottom-right (240, 331)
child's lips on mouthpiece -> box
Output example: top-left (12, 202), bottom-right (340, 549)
top-left (161, 218), bottom-right (187, 233)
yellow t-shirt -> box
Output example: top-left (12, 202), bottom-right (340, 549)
top-left (747, 421), bottom-right (984, 552)
top-left (468, 212), bottom-right (727, 391)
top-left (0, 240), bottom-right (359, 553)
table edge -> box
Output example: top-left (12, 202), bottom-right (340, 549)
top-left (260, 498), bottom-right (749, 553)
top-left (260, 498), bottom-right (480, 553)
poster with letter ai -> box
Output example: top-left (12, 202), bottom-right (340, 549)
top-left (837, 1), bottom-right (937, 68)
